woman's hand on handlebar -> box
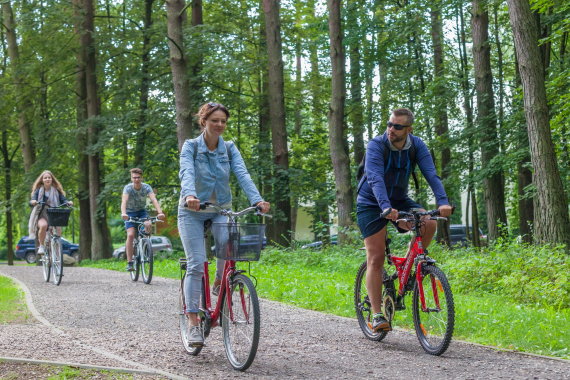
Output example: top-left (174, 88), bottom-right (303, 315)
top-left (256, 201), bottom-right (270, 214)
top-left (185, 196), bottom-right (201, 211)
top-left (66, 201), bottom-right (74, 207)
top-left (30, 200), bottom-right (38, 207)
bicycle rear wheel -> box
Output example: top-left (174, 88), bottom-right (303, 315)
top-left (221, 273), bottom-right (260, 371)
top-left (41, 246), bottom-right (51, 283)
top-left (354, 261), bottom-right (390, 341)
top-left (51, 238), bottom-right (63, 286)
top-left (179, 283), bottom-right (204, 356)
top-left (141, 239), bottom-right (153, 284)
top-left (412, 265), bottom-right (454, 355)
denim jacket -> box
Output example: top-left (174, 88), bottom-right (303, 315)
top-left (179, 134), bottom-right (263, 207)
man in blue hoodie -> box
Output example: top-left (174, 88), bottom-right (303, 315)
top-left (356, 107), bottom-right (453, 332)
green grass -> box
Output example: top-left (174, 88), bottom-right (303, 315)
top-left (81, 241), bottom-right (570, 360)
top-left (0, 275), bottom-right (30, 324)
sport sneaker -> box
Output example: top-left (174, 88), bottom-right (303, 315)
top-left (212, 285), bottom-right (221, 296)
top-left (372, 313), bottom-right (391, 332)
top-left (126, 261), bottom-right (134, 271)
top-left (188, 325), bottom-right (204, 346)
top-left (38, 246), bottom-right (45, 254)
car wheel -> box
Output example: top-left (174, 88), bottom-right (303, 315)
top-left (25, 251), bottom-right (37, 264)
top-left (72, 251), bottom-right (80, 263)
top-left (118, 252), bottom-right (125, 260)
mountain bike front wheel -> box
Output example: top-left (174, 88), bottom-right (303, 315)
top-left (51, 238), bottom-right (63, 286)
top-left (141, 239), bottom-right (153, 284)
top-left (412, 265), bottom-right (455, 355)
top-left (221, 273), bottom-right (260, 371)
top-left (354, 261), bottom-right (390, 341)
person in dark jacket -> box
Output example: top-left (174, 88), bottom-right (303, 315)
top-left (356, 108), bottom-right (452, 332)
top-left (29, 170), bottom-right (72, 256)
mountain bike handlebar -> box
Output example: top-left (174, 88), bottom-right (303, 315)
top-left (126, 216), bottom-right (164, 224)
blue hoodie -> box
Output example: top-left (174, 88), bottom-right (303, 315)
top-left (357, 132), bottom-right (449, 210)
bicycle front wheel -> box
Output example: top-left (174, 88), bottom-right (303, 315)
top-left (141, 239), bottom-right (153, 284)
top-left (412, 265), bottom-right (455, 355)
top-left (41, 247), bottom-right (51, 283)
top-left (51, 238), bottom-right (63, 286)
top-left (354, 261), bottom-right (390, 341)
top-left (221, 273), bottom-right (260, 371)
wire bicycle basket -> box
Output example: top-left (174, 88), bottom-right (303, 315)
top-left (211, 223), bottom-right (266, 261)
top-left (47, 208), bottom-right (72, 227)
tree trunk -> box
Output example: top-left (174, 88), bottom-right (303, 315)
top-left (189, 0), bottom-right (203, 135)
top-left (347, 0), bottom-right (365, 167)
top-left (327, 0), bottom-right (353, 244)
top-left (472, 0), bottom-right (507, 240)
top-left (83, 0), bottom-right (113, 260)
top-left (1, 131), bottom-right (16, 265)
top-left (507, 0), bottom-right (570, 247)
top-left (2, 2), bottom-right (35, 172)
top-left (263, 0), bottom-right (291, 246)
top-left (430, 4), bottom-right (451, 246)
top-left (166, 0), bottom-right (195, 150)
top-left (72, 0), bottom-right (93, 261)
top-left (134, 0), bottom-right (155, 166)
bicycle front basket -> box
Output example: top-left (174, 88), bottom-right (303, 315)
top-left (47, 208), bottom-right (72, 227)
top-left (211, 223), bottom-right (266, 261)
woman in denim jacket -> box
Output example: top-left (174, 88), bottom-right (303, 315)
top-left (178, 102), bottom-right (270, 346)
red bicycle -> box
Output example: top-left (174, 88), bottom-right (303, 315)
top-left (178, 203), bottom-right (269, 371)
top-left (354, 208), bottom-right (455, 355)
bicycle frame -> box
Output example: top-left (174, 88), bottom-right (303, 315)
top-left (201, 258), bottom-right (240, 328)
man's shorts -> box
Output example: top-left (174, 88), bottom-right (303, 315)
top-left (124, 210), bottom-right (148, 230)
top-left (356, 198), bottom-right (423, 239)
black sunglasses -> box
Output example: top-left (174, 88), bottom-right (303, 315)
top-left (387, 121), bottom-right (410, 130)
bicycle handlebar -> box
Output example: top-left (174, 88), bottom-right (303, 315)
top-left (189, 201), bottom-right (272, 218)
top-left (126, 216), bottom-right (163, 224)
top-left (37, 201), bottom-right (73, 209)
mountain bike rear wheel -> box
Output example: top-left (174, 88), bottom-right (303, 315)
top-left (221, 274), bottom-right (260, 371)
top-left (41, 246), bottom-right (51, 283)
top-left (412, 265), bottom-right (454, 355)
top-left (51, 238), bottom-right (63, 286)
top-left (141, 239), bottom-right (153, 284)
top-left (354, 261), bottom-right (390, 341)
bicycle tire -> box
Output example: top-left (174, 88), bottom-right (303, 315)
top-left (41, 246), bottom-right (51, 283)
top-left (179, 285), bottom-right (204, 356)
top-left (141, 239), bottom-right (153, 284)
top-left (51, 238), bottom-right (63, 286)
top-left (354, 261), bottom-right (390, 341)
top-left (412, 265), bottom-right (455, 355)
top-left (221, 273), bottom-right (260, 371)
top-left (130, 242), bottom-right (140, 282)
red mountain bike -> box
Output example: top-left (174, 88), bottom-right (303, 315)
top-left (178, 203), bottom-right (269, 371)
top-left (354, 208), bottom-right (455, 355)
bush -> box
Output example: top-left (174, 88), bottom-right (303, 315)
top-left (435, 239), bottom-right (570, 309)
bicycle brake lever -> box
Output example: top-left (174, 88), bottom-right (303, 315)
top-left (257, 212), bottom-right (272, 218)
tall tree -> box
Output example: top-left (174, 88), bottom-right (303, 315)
top-left (506, 0), bottom-right (570, 247)
top-left (166, 0), bottom-right (195, 150)
top-left (263, 0), bottom-right (291, 245)
top-left (73, 0), bottom-right (92, 260)
top-left (1, 130), bottom-right (17, 265)
top-left (2, 1), bottom-right (35, 172)
top-left (83, 0), bottom-right (113, 259)
top-left (327, 0), bottom-right (353, 244)
top-left (472, 0), bottom-right (507, 240)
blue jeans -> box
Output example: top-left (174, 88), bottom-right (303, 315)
top-left (178, 207), bottom-right (228, 313)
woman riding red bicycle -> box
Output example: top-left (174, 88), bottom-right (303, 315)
top-left (177, 102), bottom-right (270, 347)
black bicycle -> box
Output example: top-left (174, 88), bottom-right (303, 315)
top-left (126, 216), bottom-right (162, 284)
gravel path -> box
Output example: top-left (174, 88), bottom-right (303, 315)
top-left (1, 265), bottom-right (569, 379)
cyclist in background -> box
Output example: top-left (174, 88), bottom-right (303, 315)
top-left (178, 102), bottom-right (270, 346)
top-left (29, 170), bottom-right (73, 258)
top-left (356, 108), bottom-right (452, 332)
top-left (121, 168), bottom-right (165, 271)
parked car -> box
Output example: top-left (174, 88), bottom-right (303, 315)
top-left (301, 235), bottom-right (338, 249)
top-left (449, 224), bottom-right (487, 247)
top-left (15, 236), bottom-right (79, 264)
top-left (113, 236), bottom-right (173, 259)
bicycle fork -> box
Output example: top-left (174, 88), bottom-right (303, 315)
top-left (415, 262), bottom-right (442, 313)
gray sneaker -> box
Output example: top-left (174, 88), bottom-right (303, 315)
top-left (188, 326), bottom-right (204, 346)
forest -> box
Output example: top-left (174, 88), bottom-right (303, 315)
top-left (1, 0), bottom-right (569, 262)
